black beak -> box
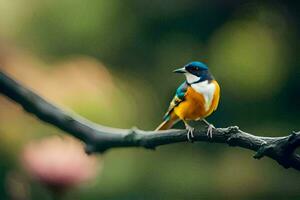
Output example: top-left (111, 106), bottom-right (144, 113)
top-left (173, 67), bottom-right (186, 73)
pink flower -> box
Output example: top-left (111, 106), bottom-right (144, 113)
top-left (22, 136), bottom-right (99, 192)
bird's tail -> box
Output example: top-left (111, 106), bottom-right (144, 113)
top-left (155, 113), bottom-right (179, 131)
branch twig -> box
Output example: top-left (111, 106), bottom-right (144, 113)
top-left (0, 71), bottom-right (299, 170)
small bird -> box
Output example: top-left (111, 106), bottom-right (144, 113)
top-left (155, 61), bottom-right (220, 141)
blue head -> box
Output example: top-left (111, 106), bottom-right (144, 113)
top-left (173, 61), bottom-right (213, 84)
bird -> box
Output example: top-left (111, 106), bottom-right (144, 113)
top-left (155, 61), bottom-right (220, 141)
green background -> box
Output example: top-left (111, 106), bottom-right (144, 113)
top-left (0, 0), bottom-right (299, 199)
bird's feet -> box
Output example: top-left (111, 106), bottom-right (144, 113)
top-left (185, 123), bottom-right (195, 142)
top-left (206, 123), bottom-right (215, 139)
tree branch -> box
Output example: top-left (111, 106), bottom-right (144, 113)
top-left (0, 71), bottom-right (300, 170)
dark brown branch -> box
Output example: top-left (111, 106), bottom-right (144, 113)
top-left (0, 71), bottom-right (300, 170)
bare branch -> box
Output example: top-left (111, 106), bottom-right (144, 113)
top-left (0, 71), bottom-right (299, 170)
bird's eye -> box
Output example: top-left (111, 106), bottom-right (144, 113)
top-left (186, 65), bottom-right (199, 73)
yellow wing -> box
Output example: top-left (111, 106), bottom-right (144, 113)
top-left (212, 80), bottom-right (220, 111)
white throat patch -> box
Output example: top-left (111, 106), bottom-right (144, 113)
top-left (185, 73), bottom-right (200, 84)
top-left (190, 80), bottom-right (215, 112)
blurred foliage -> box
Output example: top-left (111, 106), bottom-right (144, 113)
top-left (0, 0), bottom-right (300, 199)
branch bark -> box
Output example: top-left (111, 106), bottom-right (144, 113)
top-left (0, 71), bottom-right (300, 170)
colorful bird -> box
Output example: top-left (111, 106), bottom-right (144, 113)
top-left (155, 61), bottom-right (220, 141)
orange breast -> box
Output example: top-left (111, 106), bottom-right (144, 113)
top-left (174, 81), bottom-right (220, 121)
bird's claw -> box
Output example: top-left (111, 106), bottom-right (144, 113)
top-left (185, 124), bottom-right (195, 142)
top-left (207, 124), bottom-right (215, 139)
